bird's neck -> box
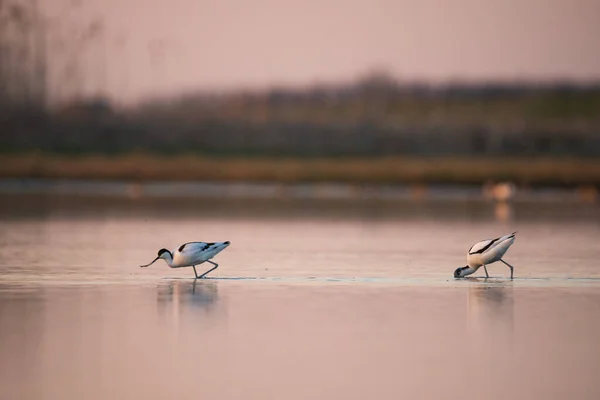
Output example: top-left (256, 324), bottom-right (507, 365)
top-left (463, 266), bottom-right (479, 276)
top-left (162, 252), bottom-right (174, 267)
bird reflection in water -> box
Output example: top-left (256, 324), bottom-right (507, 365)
top-left (465, 283), bottom-right (516, 388)
top-left (467, 283), bottom-right (514, 348)
top-left (156, 279), bottom-right (219, 314)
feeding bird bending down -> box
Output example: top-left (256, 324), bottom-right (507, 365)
top-left (454, 232), bottom-right (517, 279)
top-left (140, 241), bottom-right (230, 279)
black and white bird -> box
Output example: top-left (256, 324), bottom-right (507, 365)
top-left (140, 241), bottom-right (230, 279)
top-left (454, 232), bottom-right (517, 279)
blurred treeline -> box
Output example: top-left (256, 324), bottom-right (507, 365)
top-left (3, 77), bottom-right (600, 158)
top-left (1, 1), bottom-right (599, 159)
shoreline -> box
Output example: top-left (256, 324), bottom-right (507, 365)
top-left (0, 177), bottom-right (597, 205)
top-left (1, 153), bottom-right (599, 188)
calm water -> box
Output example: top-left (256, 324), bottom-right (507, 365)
top-left (1, 194), bottom-right (599, 399)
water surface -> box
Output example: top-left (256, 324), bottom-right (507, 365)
top-left (0, 194), bottom-right (599, 399)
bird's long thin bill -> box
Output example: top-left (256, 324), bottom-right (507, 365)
top-left (140, 257), bottom-right (159, 268)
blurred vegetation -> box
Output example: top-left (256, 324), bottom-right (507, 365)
top-left (1, 75), bottom-right (600, 186)
top-left (2, 74), bottom-right (599, 159)
top-left (1, 153), bottom-right (600, 187)
top-left (1, 0), bottom-right (599, 186)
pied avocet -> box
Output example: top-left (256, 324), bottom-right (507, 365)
top-left (454, 232), bottom-right (517, 279)
top-left (140, 241), bottom-right (230, 279)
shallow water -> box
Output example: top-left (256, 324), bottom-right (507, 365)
top-left (1, 194), bottom-right (599, 399)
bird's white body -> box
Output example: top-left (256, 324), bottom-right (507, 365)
top-left (140, 241), bottom-right (230, 278)
top-left (455, 232), bottom-right (517, 278)
top-left (467, 233), bottom-right (515, 268)
top-left (168, 241), bottom-right (230, 268)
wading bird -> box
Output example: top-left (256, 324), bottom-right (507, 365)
top-left (140, 241), bottom-right (230, 279)
top-left (454, 232), bottom-right (517, 279)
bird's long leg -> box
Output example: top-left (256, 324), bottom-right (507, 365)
top-left (198, 260), bottom-right (219, 279)
top-left (192, 265), bottom-right (199, 279)
top-left (500, 259), bottom-right (514, 279)
top-left (483, 265), bottom-right (489, 278)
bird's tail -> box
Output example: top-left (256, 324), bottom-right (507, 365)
top-left (498, 231), bottom-right (517, 243)
top-left (500, 231), bottom-right (517, 242)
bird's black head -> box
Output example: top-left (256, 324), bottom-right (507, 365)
top-left (157, 248), bottom-right (171, 257)
top-left (454, 266), bottom-right (468, 278)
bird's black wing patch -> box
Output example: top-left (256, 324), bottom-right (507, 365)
top-left (468, 237), bottom-right (499, 255)
top-left (178, 243), bottom-right (190, 252)
top-left (178, 242), bottom-right (215, 252)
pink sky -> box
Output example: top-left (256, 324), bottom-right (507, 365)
top-left (45, 0), bottom-right (600, 104)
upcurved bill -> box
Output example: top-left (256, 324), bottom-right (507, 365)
top-left (140, 257), bottom-right (159, 268)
